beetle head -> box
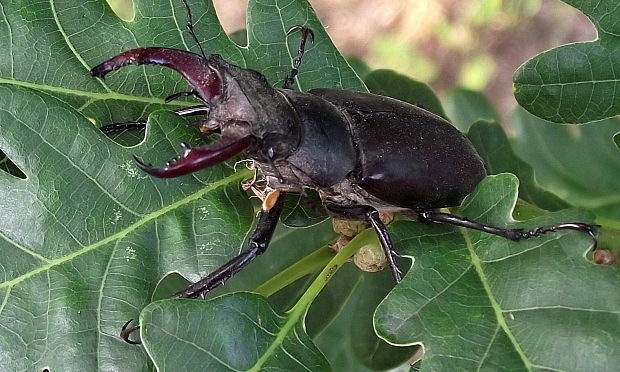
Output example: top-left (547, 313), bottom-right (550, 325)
top-left (91, 48), bottom-right (300, 177)
top-left (202, 54), bottom-right (301, 161)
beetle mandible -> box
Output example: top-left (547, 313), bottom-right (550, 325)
top-left (91, 0), bottom-right (597, 344)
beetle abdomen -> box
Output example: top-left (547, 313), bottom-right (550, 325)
top-left (311, 88), bottom-right (487, 209)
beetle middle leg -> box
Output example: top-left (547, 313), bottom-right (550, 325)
top-left (417, 210), bottom-right (598, 247)
top-left (325, 204), bottom-right (403, 283)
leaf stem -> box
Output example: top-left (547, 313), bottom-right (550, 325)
top-left (248, 228), bottom-right (376, 371)
top-left (253, 245), bottom-right (335, 297)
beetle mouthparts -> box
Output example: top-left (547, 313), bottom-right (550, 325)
top-left (133, 135), bottom-right (254, 178)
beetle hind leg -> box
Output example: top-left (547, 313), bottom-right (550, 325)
top-left (417, 210), bottom-right (598, 249)
top-left (326, 204), bottom-right (403, 283)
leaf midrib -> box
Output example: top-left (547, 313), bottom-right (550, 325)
top-left (517, 79), bottom-right (620, 86)
top-left (463, 228), bottom-right (533, 371)
top-left (49, 0), bottom-right (109, 92)
top-left (0, 169), bottom-right (251, 290)
top-left (0, 77), bottom-right (188, 107)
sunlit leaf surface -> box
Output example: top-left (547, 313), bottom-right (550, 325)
top-left (513, 0), bottom-right (620, 123)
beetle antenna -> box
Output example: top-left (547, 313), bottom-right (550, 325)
top-left (180, 0), bottom-right (207, 59)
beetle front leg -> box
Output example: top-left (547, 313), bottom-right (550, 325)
top-left (282, 25), bottom-right (315, 89)
top-left (325, 204), bottom-right (403, 283)
top-left (175, 191), bottom-right (287, 299)
top-left (417, 210), bottom-right (598, 248)
top-left (119, 191), bottom-right (286, 344)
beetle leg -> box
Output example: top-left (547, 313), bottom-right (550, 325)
top-left (99, 121), bottom-right (147, 134)
top-left (417, 210), bottom-right (598, 249)
top-left (173, 105), bottom-right (211, 117)
top-left (174, 191), bottom-right (286, 299)
top-left (325, 204), bottom-right (403, 283)
top-left (120, 319), bottom-right (141, 345)
top-left (99, 105), bottom-right (210, 134)
top-left (282, 25), bottom-right (315, 89)
top-left (164, 90), bottom-right (202, 103)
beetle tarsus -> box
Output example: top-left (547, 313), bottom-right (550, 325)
top-left (100, 122), bottom-right (146, 134)
top-left (286, 25), bottom-right (315, 43)
top-left (282, 25), bottom-right (315, 89)
top-left (418, 210), bottom-right (598, 250)
top-left (120, 319), bottom-right (141, 345)
top-left (174, 192), bottom-right (286, 299)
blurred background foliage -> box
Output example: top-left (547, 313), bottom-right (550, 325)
top-left (217, 0), bottom-right (596, 121)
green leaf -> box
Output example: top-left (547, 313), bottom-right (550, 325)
top-left (466, 120), bottom-right (571, 211)
top-left (141, 294), bottom-right (330, 371)
top-left (510, 107), bottom-right (620, 219)
top-left (312, 266), bottom-right (419, 371)
top-left (0, 0), bottom-right (363, 370)
top-left (513, 0), bottom-right (620, 123)
top-left (376, 174), bottom-right (619, 372)
top-left (444, 87), bottom-right (501, 132)
top-left (281, 191), bottom-right (329, 227)
top-left (0, 85), bottom-right (253, 370)
top-left (0, 0), bottom-right (364, 126)
top-left (364, 70), bottom-right (446, 119)
top-left (140, 222), bottom-right (370, 371)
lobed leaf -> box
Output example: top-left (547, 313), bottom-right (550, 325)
top-left (141, 294), bottom-right (330, 371)
top-left (513, 0), bottom-right (620, 123)
top-left (376, 174), bottom-right (619, 371)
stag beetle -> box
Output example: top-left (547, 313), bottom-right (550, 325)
top-left (91, 1), bottom-right (597, 344)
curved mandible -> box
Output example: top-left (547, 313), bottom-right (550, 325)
top-left (90, 47), bottom-right (221, 101)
